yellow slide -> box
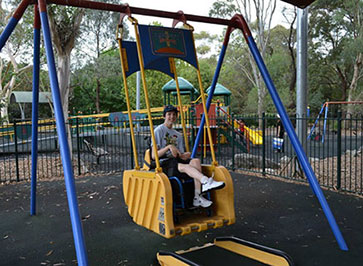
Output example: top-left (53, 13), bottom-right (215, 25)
top-left (232, 121), bottom-right (262, 145)
top-left (244, 126), bottom-right (263, 145)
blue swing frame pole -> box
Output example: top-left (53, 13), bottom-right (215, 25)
top-left (37, 0), bottom-right (89, 264)
top-left (191, 26), bottom-right (233, 158)
top-left (245, 33), bottom-right (348, 251)
top-left (322, 104), bottom-right (329, 143)
top-left (30, 4), bottom-right (41, 216)
top-left (0, 0), bottom-right (31, 51)
top-left (307, 103), bottom-right (325, 140)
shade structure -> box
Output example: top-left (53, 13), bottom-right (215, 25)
top-left (10, 91), bottom-right (52, 103)
top-left (162, 77), bottom-right (195, 92)
top-left (171, 89), bottom-right (199, 96)
top-left (162, 77), bottom-right (198, 105)
top-left (206, 83), bottom-right (231, 106)
top-left (206, 83), bottom-right (231, 96)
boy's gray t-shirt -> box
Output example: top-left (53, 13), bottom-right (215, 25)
top-left (153, 124), bottom-right (185, 153)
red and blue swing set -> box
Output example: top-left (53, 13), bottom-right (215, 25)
top-left (308, 101), bottom-right (363, 143)
top-left (0, 0), bottom-right (347, 265)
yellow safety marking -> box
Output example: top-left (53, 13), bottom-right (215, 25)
top-left (133, 19), bottom-right (161, 169)
top-left (116, 23), bottom-right (140, 169)
top-left (170, 58), bottom-right (190, 152)
top-left (157, 254), bottom-right (190, 266)
top-left (187, 28), bottom-right (217, 168)
top-left (215, 240), bottom-right (290, 266)
top-left (121, 48), bottom-right (129, 72)
top-left (131, 171), bottom-right (156, 179)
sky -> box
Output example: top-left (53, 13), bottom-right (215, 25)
top-left (125, 0), bottom-right (293, 36)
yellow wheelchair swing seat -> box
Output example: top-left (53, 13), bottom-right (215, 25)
top-left (123, 159), bottom-right (235, 238)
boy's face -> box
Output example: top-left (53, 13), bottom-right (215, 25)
top-left (164, 111), bottom-right (177, 123)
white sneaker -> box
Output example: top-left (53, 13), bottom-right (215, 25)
top-left (193, 195), bottom-right (212, 208)
top-left (202, 178), bottom-right (225, 193)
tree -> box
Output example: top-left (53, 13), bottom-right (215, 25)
top-left (0, 0), bottom-right (33, 122)
top-left (210, 0), bottom-right (277, 124)
top-left (47, 5), bottom-right (84, 120)
top-left (74, 1), bottom-right (127, 114)
top-left (71, 48), bottom-right (123, 114)
top-left (309, 0), bottom-right (363, 115)
top-left (281, 6), bottom-right (297, 110)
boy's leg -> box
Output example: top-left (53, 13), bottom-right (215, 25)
top-left (177, 163), bottom-right (205, 182)
top-left (177, 163), bottom-right (225, 193)
top-left (189, 158), bottom-right (202, 172)
top-left (176, 163), bottom-right (212, 207)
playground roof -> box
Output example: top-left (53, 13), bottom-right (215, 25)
top-left (162, 77), bottom-right (195, 92)
top-left (10, 91), bottom-right (52, 103)
top-left (281, 0), bottom-right (316, 8)
top-left (171, 89), bottom-right (199, 95)
top-left (206, 83), bottom-right (231, 96)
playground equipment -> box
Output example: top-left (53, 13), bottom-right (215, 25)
top-left (206, 83), bottom-right (231, 106)
top-left (0, 0), bottom-right (348, 265)
top-left (217, 105), bottom-right (263, 150)
top-left (308, 101), bottom-right (363, 143)
top-left (162, 77), bottom-right (199, 105)
top-left (10, 91), bottom-right (52, 120)
top-left (117, 15), bottom-right (235, 238)
top-left (157, 236), bottom-right (293, 266)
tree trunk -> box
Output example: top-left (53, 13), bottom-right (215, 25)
top-left (347, 52), bottom-right (362, 116)
top-left (0, 43), bottom-right (31, 123)
top-left (48, 8), bottom-right (84, 156)
top-left (96, 78), bottom-right (101, 113)
top-left (0, 80), bottom-right (13, 122)
top-left (239, 0), bottom-right (276, 127)
top-left (56, 53), bottom-right (72, 153)
top-left (57, 53), bottom-right (71, 120)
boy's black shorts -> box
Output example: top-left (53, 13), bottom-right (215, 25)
top-left (161, 157), bottom-right (192, 177)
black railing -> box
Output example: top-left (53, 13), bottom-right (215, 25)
top-left (0, 113), bottom-right (362, 195)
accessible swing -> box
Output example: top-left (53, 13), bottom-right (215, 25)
top-left (117, 16), bottom-right (235, 238)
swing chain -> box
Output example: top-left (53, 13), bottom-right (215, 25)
top-left (128, 16), bottom-right (138, 25)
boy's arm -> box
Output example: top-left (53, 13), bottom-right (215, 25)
top-left (152, 145), bottom-right (171, 160)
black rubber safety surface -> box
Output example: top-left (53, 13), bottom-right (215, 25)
top-left (1, 172), bottom-right (362, 265)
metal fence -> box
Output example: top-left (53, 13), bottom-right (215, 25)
top-left (0, 113), bottom-right (362, 195)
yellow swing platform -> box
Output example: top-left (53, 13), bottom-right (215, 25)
top-left (157, 236), bottom-right (293, 266)
top-left (117, 16), bottom-right (235, 238)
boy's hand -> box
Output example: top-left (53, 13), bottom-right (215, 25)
top-left (168, 145), bottom-right (181, 158)
top-left (180, 152), bottom-right (191, 160)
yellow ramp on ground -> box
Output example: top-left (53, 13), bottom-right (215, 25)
top-left (157, 236), bottom-right (293, 266)
top-left (244, 126), bottom-right (263, 145)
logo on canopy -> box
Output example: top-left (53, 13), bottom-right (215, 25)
top-left (139, 25), bottom-right (198, 69)
top-left (149, 28), bottom-right (186, 56)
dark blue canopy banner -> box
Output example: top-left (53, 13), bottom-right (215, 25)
top-left (138, 25), bottom-right (198, 69)
top-left (121, 40), bottom-right (174, 78)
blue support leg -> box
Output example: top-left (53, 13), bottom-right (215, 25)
top-left (38, 1), bottom-right (89, 264)
top-left (322, 105), bottom-right (329, 143)
top-left (192, 44), bottom-right (228, 158)
top-left (246, 35), bottom-right (348, 251)
top-left (0, 0), bottom-right (30, 51)
top-left (30, 5), bottom-right (41, 216)
top-left (0, 18), bottom-right (19, 50)
top-left (307, 103), bottom-right (325, 140)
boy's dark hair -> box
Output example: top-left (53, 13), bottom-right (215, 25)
top-left (163, 105), bottom-right (178, 117)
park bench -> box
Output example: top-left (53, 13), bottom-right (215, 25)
top-left (83, 139), bottom-right (109, 164)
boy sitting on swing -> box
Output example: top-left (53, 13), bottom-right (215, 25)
top-left (152, 105), bottom-right (225, 208)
